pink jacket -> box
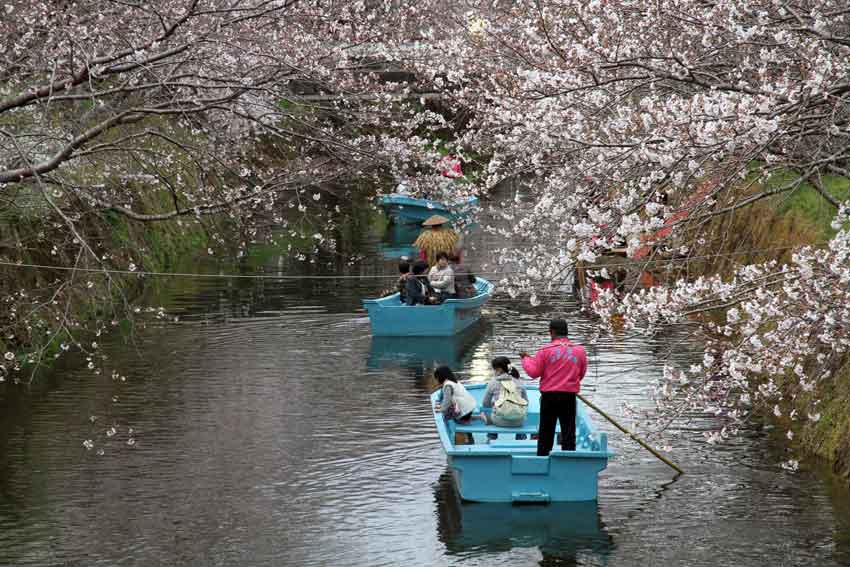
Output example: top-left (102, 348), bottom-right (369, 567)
top-left (521, 339), bottom-right (588, 393)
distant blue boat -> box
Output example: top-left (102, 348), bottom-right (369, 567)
top-left (362, 278), bottom-right (493, 337)
top-left (376, 244), bottom-right (418, 260)
top-left (378, 194), bottom-right (478, 224)
top-left (376, 221), bottom-right (421, 259)
top-left (432, 383), bottom-right (612, 503)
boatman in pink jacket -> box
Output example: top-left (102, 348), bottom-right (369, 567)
top-left (519, 319), bottom-right (588, 456)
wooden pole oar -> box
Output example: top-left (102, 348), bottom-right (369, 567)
top-left (577, 393), bottom-right (684, 475)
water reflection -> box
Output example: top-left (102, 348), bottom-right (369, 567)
top-left (3, 196), bottom-right (850, 566)
top-left (367, 321), bottom-right (490, 371)
top-left (435, 472), bottom-right (614, 564)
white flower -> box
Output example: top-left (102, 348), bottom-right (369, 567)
top-left (82, 439), bottom-right (94, 450)
top-left (3, 352), bottom-right (14, 361)
top-left (312, 193), bottom-right (321, 201)
top-left (128, 263), bottom-right (137, 272)
top-left (780, 459), bottom-right (799, 472)
top-left (468, 16), bottom-right (488, 36)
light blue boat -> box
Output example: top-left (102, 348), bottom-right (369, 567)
top-left (377, 244), bottom-right (418, 260)
top-left (378, 194), bottom-right (479, 224)
top-left (432, 383), bottom-right (612, 503)
top-left (376, 221), bottom-right (420, 260)
top-left (362, 278), bottom-right (494, 337)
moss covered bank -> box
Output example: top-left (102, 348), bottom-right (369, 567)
top-left (687, 173), bottom-right (850, 476)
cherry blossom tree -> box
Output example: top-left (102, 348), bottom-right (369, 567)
top-left (0, 0), bottom-right (456, 380)
top-left (403, 0), bottom-right (850, 450)
top-left (3, 0), bottom-right (849, 462)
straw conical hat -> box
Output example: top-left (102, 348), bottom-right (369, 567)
top-left (422, 214), bottom-right (450, 227)
top-left (414, 224), bottom-right (459, 266)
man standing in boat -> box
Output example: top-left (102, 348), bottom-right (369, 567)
top-left (519, 319), bottom-right (588, 456)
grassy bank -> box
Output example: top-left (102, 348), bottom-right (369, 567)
top-left (0, 181), bottom-right (384, 383)
top-left (0, 192), bottom-right (214, 383)
top-left (677, 172), bottom-right (850, 276)
top-left (799, 362), bottom-right (850, 477)
top-left (681, 170), bottom-right (850, 474)
top-left (776, 174), bottom-right (850, 471)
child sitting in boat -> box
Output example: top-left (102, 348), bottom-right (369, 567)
top-left (428, 252), bottom-right (455, 299)
top-left (481, 356), bottom-right (529, 428)
top-left (433, 366), bottom-right (477, 424)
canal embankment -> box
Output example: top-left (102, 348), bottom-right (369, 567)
top-left (681, 172), bottom-right (850, 476)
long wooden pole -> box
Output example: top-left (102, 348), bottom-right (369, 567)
top-left (577, 393), bottom-right (684, 475)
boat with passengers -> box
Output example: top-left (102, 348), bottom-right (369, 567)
top-left (362, 278), bottom-right (493, 337)
top-left (431, 382), bottom-right (612, 503)
top-left (378, 194), bottom-right (478, 225)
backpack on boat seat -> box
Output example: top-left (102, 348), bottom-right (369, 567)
top-left (493, 379), bottom-right (528, 423)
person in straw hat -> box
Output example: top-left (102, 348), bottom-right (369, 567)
top-left (414, 215), bottom-right (459, 266)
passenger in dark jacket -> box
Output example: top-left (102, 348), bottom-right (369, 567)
top-left (405, 261), bottom-right (437, 305)
top-left (449, 253), bottom-right (476, 299)
top-left (397, 261), bottom-right (411, 303)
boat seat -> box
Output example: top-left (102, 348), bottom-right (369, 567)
top-left (487, 440), bottom-right (537, 448)
top-left (453, 423), bottom-right (603, 453)
top-left (453, 423), bottom-right (559, 435)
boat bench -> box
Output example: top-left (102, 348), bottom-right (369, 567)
top-left (453, 423), bottom-right (604, 453)
top-left (453, 423), bottom-right (559, 435)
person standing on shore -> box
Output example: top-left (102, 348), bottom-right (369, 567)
top-left (519, 319), bottom-right (588, 456)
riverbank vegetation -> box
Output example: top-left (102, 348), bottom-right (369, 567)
top-left (654, 171), bottom-right (850, 471)
top-left (0, 0), bottom-right (453, 381)
top-left (399, 1), bottom-right (850, 472)
top-left (2, 0), bottom-right (850, 474)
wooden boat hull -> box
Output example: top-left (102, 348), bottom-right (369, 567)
top-left (378, 194), bottom-right (478, 224)
top-left (362, 278), bottom-right (493, 337)
top-left (432, 383), bottom-right (612, 503)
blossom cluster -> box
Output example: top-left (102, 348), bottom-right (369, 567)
top-left (404, 0), bottom-right (850, 451)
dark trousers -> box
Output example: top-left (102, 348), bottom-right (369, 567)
top-left (537, 391), bottom-right (577, 456)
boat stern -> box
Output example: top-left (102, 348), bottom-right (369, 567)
top-left (446, 441), bottom-right (610, 503)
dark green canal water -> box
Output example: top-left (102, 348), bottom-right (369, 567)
top-left (1, 196), bottom-right (849, 566)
